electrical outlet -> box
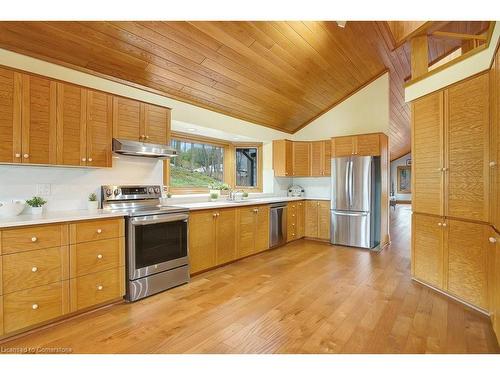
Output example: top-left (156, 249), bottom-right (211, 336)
top-left (36, 183), bottom-right (51, 196)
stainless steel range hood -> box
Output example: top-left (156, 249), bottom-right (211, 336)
top-left (112, 139), bottom-right (178, 159)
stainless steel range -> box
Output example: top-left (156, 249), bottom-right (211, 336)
top-left (101, 185), bottom-right (189, 302)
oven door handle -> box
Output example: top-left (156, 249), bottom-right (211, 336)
top-left (130, 213), bottom-right (189, 225)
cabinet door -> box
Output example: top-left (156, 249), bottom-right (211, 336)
top-left (412, 91), bottom-right (444, 216)
top-left (493, 235), bottom-right (500, 340)
top-left (323, 140), bottom-right (331, 176)
top-left (305, 200), bottom-right (319, 238)
top-left (56, 83), bottom-right (87, 166)
top-left (144, 104), bottom-right (170, 144)
top-left (293, 142), bottom-right (311, 176)
top-left (237, 207), bottom-right (256, 258)
top-left (296, 201), bottom-right (305, 239)
top-left (310, 141), bottom-right (323, 176)
top-left (446, 73), bottom-right (489, 222)
top-left (189, 210), bottom-right (216, 274)
top-left (287, 202), bottom-right (297, 242)
top-left (356, 134), bottom-right (380, 156)
top-left (86, 90), bottom-right (112, 167)
top-left (215, 208), bottom-right (237, 265)
top-left (21, 74), bottom-right (57, 165)
top-left (446, 219), bottom-right (489, 309)
top-left (112, 97), bottom-right (142, 142)
top-left (255, 205), bottom-right (270, 253)
top-left (490, 54), bottom-right (499, 231)
top-left (272, 140), bottom-right (292, 177)
top-left (318, 201), bottom-right (331, 240)
top-left (411, 213), bottom-right (444, 288)
top-left (0, 67), bottom-right (22, 163)
top-left (332, 136), bottom-right (354, 157)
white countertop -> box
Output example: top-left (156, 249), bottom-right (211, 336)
top-left (173, 196), bottom-right (330, 211)
top-left (0, 210), bottom-right (126, 229)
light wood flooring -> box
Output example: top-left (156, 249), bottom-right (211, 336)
top-left (1, 204), bottom-right (499, 353)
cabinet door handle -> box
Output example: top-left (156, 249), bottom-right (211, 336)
top-left (31, 236), bottom-right (38, 242)
top-left (96, 229), bottom-right (102, 234)
top-left (32, 304), bottom-right (39, 310)
top-left (489, 237), bottom-right (497, 243)
top-left (97, 285), bottom-right (103, 291)
top-left (23, 153), bottom-right (29, 159)
top-left (88, 157), bottom-right (93, 162)
top-left (489, 161), bottom-right (497, 167)
top-left (82, 157), bottom-right (87, 162)
top-left (442, 222), bottom-right (447, 227)
top-left (31, 266), bottom-right (38, 272)
top-left (213, 213), bottom-right (217, 217)
top-left (437, 222), bottom-right (442, 226)
top-left (15, 153), bottom-right (21, 158)
top-left (97, 254), bottom-right (103, 259)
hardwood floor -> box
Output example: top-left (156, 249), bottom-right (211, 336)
top-left (1, 204), bottom-right (498, 353)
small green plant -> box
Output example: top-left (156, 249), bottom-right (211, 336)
top-left (88, 193), bottom-right (98, 202)
top-left (242, 192), bottom-right (249, 198)
top-left (220, 183), bottom-right (231, 191)
top-left (207, 183), bottom-right (219, 190)
top-left (166, 192), bottom-right (172, 198)
top-left (26, 196), bottom-right (47, 208)
top-left (210, 192), bottom-right (219, 200)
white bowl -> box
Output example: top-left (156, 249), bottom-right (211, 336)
top-left (0, 200), bottom-right (26, 217)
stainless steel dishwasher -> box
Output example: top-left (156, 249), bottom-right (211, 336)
top-left (269, 202), bottom-right (287, 248)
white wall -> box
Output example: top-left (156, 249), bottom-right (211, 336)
top-left (292, 73), bottom-right (390, 140)
top-left (0, 156), bottom-right (163, 212)
top-left (390, 152), bottom-right (412, 201)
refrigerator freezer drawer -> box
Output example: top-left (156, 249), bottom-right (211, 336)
top-left (331, 210), bottom-right (373, 249)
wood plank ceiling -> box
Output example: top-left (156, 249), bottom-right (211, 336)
top-left (0, 21), bottom-right (489, 160)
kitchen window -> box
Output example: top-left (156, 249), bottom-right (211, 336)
top-left (235, 145), bottom-right (262, 190)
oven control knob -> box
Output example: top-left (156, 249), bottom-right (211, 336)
top-left (148, 187), bottom-right (155, 194)
top-left (154, 187), bottom-right (160, 194)
top-left (105, 188), bottom-right (112, 197)
top-left (114, 189), bottom-right (120, 196)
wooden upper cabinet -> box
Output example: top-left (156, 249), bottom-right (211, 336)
top-left (21, 74), bottom-right (57, 165)
top-left (412, 213), bottom-right (444, 289)
top-left (144, 104), bottom-right (170, 144)
top-left (356, 134), bottom-right (380, 156)
top-left (56, 83), bottom-right (87, 166)
top-left (332, 136), bottom-right (355, 157)
top-left (292, 142), bottom-right (311, 176)
top-left (86, 90), bottom-right (112, 168)
top-left (310, 141), bottom-right (331, 176)
top-left (446, 73), bottom-right (489, 222)
top-left (112, 97), bottom-right (142, 142)
top-left (446, 219), bottom-right (489, 309)
top-left (0, 67), bottom-right (21, 163)
top-left (272, 139), bottom-right (293, 177)
top-left (412, 91), bottom-right (444, 216)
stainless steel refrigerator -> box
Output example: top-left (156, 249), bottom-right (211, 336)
top-left (331, 156), bottom-right (381, 249)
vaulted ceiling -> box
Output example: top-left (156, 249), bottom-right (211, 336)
top-left (0, 21), bottom-right (489, 160)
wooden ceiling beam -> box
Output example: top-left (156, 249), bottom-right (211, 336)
top-left (410, 35), bottom-right (429, 80)
top-left (431, 30), bottom-right (487, 41)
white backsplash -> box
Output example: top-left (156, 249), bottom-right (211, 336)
top-left (0, 156), bottom-right (163, 212)
top-left (287, 177), bottom-right (331, 199)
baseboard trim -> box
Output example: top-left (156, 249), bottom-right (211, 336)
top-left (411, 277), bottom-right (489, 316)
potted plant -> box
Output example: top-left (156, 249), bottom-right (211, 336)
top-left (208, 183), bottom-right (220, 199)
top-left (88, 193), bottom-right (99, 212)
top-left (26, 196), bottom-right (47, 215)
top-left (160, 192), bottom-right (172, 206)
top-left (209, 192), bottom-right (219, 202)
top-left (242, 192), bottom-right (249, 200)
top-left (219, 183), bottom-right (231, 196)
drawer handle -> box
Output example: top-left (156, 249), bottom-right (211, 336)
top-left (97, 254), bottom-right (103, 259)
top-left (32, 304), bottom-right (39, 310)
top-left (81, 157), bottom-right (86, 162)
top-left (88, 157), bottom-right (93, 162)
top-left (31, 236), bottom-right (38, 242)
top-left (31, 266), bottom-right (38, 272)
top-left (97, 285), bottom-right (103, 291)
top-left (15, 153), bottom-right (21, 158)
top-left (96, 229), bottom-right (102, 234)
top-left (489, 237), bottom-right (497, 244)
top-left (23, 153), bottom-right (29, 159)
top-left (437, 223), bottom-right (442, 226)
top-left (442, 223), bottom-right (447, 227)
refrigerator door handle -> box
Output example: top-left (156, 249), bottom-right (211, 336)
top-left (348, 159), bottom-right (353, 208)
top-left (344, 158), bottom-right (350, 208)
top-left (332, 210), bottom-right (369, 217)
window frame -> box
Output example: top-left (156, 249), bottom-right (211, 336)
top-left (163, 132), bottom-right (263, 194)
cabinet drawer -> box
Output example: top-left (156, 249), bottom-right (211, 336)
top-left (70, 218), bottom-right (123, 243)
top-left (2, 246), bottom-right (69, 294)
top-left (3, 281), bottom-right (69, 334)
top-left (1, 224), bottom-right (68, 254)
top-left (70, 267), bottom-right (124, 311)
top-left (70, 238), bottom-right (124, 278)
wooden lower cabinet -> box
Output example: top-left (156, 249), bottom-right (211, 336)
top-left (70, 267), bottom-right (124, 312)
top-left (3, 280), bottom-right (70, 334)
top-left (0, 217), bottom-right (125, 338)
top-left (188, 208), bottom-right (237, 274)
top-left (287, 201), bottom-right (305, 242)
top-left (412, 213), bottom-right (444, 289)
top-left (305, 200), bottom-right (330, 240)
top-left (412, 213), bottom-right (492, 310)
top-left (237, 205), bottom-right (270, 257)
top-left (493, 234), bottom-right (500, 341)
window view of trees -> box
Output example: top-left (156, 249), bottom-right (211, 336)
top-left (170, 139), bottom-right (224, 188)
top-left (236, 147), bottom-right (257, 187)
